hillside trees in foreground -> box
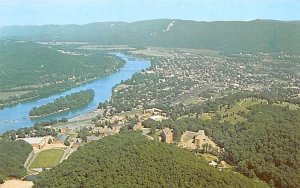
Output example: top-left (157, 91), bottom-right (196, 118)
top-left (33, 132), bottom-right (267, 188)
top-left (0, 140), bottom-right (32, 183)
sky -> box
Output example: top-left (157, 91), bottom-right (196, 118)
top-left (0, 0), bottom-right (299, 26)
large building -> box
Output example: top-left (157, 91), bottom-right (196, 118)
top-left (162, 128), bottom-right (173, 144)
top-left (194, 130), bottom-right (209, 147)
top-left (18, 137), bottom-right (47, 149)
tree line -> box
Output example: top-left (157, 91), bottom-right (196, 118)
top-left (0, 140), bottom-right (32, 183)
top-left (29, 89), bottom-right (94, 117)
top-left (33, 132), bottom-right (267, 187)
top-left (142, 103), bottom-right (300, 187)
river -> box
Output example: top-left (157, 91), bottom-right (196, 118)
top-left (0, 53), bottom-right (151, 133)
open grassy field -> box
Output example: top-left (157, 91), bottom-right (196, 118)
top-left (273, 101), bottom-right (300, 110)
top-left (29, 149), bottom-right (65, 169)
top-left (216, 98), bottom-right (299, 124)
top-left (200, 153), bottom-right (219, 162)
top-left (218, 98), bottom-right (268, 124)
top-left (119, 109), bottom-right (143, 117)
top-left (182, 98), bottom-right (201, 105)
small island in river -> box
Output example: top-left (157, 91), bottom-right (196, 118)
top-left (29, 89), bottom-right (95, 118)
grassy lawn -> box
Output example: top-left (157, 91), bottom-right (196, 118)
top-left (119, 109), bottom-right (143, 117)
top-left (273, 102), bottom-right (300, 110)
top-left (215, 98), bottom-right (298, 125)
top-left (182, 98), bottom-right (201, 105)
top-left (218, 98), bottom-right (267, 124)
top-left (29, 149), bottom-right (65, 169)
top-left (199, 113), bottom-right (214, 121)
top-left (200, 153), bottom-right (218, 162)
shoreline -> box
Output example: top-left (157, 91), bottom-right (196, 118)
top-left (0, 53), bottom-right (150, 134)
top-left (29, 108), bottom-right (71, 119)
top-left (68, 108), bottom-right (104, 122)
top-left (0, 60), bottom-right (124, 110)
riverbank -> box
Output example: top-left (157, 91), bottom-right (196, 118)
top-left (29, 89), bottom-right (94, 118)
top-left (0, 70), bottom-right (117, 109)
top-left (69, 109), bottom-right (103, 122)
top-left (0, 53), bottom-right (151, 133)
top-left (29, 108), bottom-right (71, 118)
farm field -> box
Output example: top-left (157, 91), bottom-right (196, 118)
top-left (29, 149), bottom-right (65, 169)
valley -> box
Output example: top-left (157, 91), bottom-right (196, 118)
top-left (0, 18), bottom-right (300, 188)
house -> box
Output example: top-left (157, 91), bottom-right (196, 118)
top-left (53, 134), bottom-right (69, 144)
top-left (149, 115), bottom-right (166, 122)
top-left (111, 123), bottom-right (124, 132)
top-left (59, 128), bottom-right (71, 134)
top-left (209, 161), bottom-right (218, 167)
top-left (91, 127), bottom-right (104, 135)
top-left (194, 130), bottom-right (209, 147)
top-left (162, 128), bottom-right (173, 144)
top-left (133, 122), bottom-right (143, 131)
top-left (143, 108), bottom-right (163, 115)
top-left (86, 136), bottom-right (99, 143)
top-left (18, 137), bottom-right (47, 149)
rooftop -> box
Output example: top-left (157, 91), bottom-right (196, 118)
top-left (18, 137), bottom-right (45, 145)
top-left (162, 128), bottom-right (173, 135)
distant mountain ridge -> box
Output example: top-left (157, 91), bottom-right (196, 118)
top-left (1, 19), bottom-right (300, 54)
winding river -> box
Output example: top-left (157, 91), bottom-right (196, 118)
top-left (0, 53), bottom-right (151, 133)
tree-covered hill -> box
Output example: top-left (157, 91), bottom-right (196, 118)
top-left (223, 105), bottom-right (300, 188)
top-left (1, 19), bottom-right (300, 54)
top-left (0, 41), bottom-right (123, 90)
top-left (143, 102), bottom-right (300, 188)
top-left (0, 40), bottom-right (124, 106)
top-left (33, 132), bottom-right (267, 188)
top-left (0, 140), bottom-right (33, 183)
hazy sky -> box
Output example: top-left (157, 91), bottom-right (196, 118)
top-left (0, 0), bottom-right (299, 26)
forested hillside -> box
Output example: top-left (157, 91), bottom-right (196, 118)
top-left (0, 41), bottom-right (123, 90)
top-left (33, 132), bottom-right (267, 188)
top-left (224, 105), bottom-right (300, 188)
top-left (143, 103), bottom-right (300, 188)
top-left (1, 19), bottom-right (300, 54)
top-left (0, 140), bottom-right (32, 183)
top-left (0, 41), bottom-right (124, 106)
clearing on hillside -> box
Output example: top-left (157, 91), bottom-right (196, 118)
top-left (29, 149), bottom-right (65, 169)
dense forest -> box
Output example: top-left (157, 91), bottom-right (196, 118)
top-left (1, 20), bottom-right (300, 55)
top-left (33, 132), bottom-right (267, 188)
top-left (29, 89), bottom-right (94, 117)
top-left (0, 41), bottom-right (124, 107)
top-left (0, 140), bottom-right (32, 183)
top-left (143, 104), bottom-right (300, 188)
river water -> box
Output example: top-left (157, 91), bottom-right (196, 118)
top-left (0, 53), bottom-right (150, 133)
